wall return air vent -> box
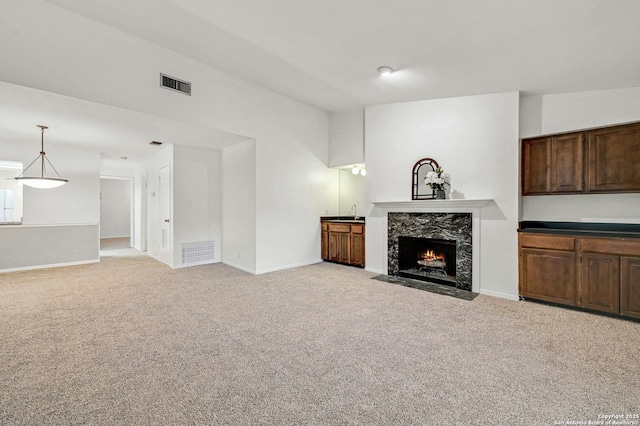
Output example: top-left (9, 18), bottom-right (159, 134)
top-left (160, 73), bottom-right (191, 96)
top-left (182, 241), bottom-right (215, 266)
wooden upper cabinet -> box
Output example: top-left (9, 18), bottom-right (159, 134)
top-left (522, 121), bottom-right (640, 195)
top-left (521, 132), bottom-right (583, 195)
top-left (522, 137), bottom-right (551, 195)
top-left (587, 122), bottom-right (640, 192)
top-left (551, 132), bottom-right (584, 193)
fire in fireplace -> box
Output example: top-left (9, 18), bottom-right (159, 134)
top-left (398, 236), bottom-right (457, 286)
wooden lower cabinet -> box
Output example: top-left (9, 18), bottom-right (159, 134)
top-left (582, 253), bottom-right (620, 314)
top-left (521, 248), bottom-right (577, 306)
top-left (621, 257), bottom-right (640, 319)
top-left (321, 223), bottom-right (329, 260)
top-left (321, 221), bottom-right (365, 267)
top-left (519, 232), bottom-right (640, 319)
top-left (330, 231), bottom-right (351, 264)
top-left (350, 227), bottom-right (365, 267)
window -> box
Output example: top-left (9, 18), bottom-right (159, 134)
top-left (0, 161), bottom-right (24, 224)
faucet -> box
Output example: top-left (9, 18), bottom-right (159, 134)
top-left (351, 204), bottom-right (357, 220)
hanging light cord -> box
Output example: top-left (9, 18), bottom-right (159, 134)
top-left (16, 125), bottom-right (65, 179)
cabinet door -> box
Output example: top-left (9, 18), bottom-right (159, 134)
top-left (551, 132), bottom-right (584, 193)
top-left (321, 227), bottom-right (329, 260)
top-left (522, 137), bottom-right (551, 195)
top-left (621, 256), bottom-right (640, 319)
top-left (329, 230), bottom-right (351, 264)
top-left (336, 232), bottom-right (351, 264)
top-left (520, 248), bottom-right (577, 305)
top-left (350, 233), bottom-right (365, 267)
top-left (581, 253), bottom-right (620, 314)
top-left (328, 231), bottom-right (339, 262)
top-left (587, 123), bottom-right (640, 192)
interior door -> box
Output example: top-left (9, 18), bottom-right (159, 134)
top-left (159, 164), bottom-right (172, 266)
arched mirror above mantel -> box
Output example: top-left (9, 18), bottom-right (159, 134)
top-left (411, 158), bottom-right (439, 200)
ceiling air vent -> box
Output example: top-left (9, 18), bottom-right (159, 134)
top-left (160, 73), bottom-right (191, 96)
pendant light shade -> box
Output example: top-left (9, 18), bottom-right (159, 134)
top-left (15, 125), bottom-right (68, 189)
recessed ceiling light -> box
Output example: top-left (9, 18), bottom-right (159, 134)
top-left (377, 66), bottom-right (394, 76)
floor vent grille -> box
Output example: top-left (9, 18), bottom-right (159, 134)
top-left (160, 73), bottom-right (191, 95)
top-left (181, 241), bottom-right (215, 266)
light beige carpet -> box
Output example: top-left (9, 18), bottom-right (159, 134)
top-left (1, 256), bottom-right (638, 425)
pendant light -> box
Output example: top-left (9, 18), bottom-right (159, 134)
top-left (15, 125), bottom-right (68, 189)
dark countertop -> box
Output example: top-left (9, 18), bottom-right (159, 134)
top-left (321, 216), bottom-right (365, 224)
top-left (519, 221), bottom-right (640, 239)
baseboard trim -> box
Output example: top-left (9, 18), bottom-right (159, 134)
top-left (222, 260), bottom-right (256, 274)
top-left (0, 259), bottom-right (100, 274)
top-left (174, 259), bottom-right (220, 269)
top-left (365, 267), bottom-right (384, 274)
top-left (479, 288), bottom-right (519, 301)
top-left (255, 259), bottom-right (323, 275)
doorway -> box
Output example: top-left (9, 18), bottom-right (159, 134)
top-left (100, 177), bottom-right (133, 254)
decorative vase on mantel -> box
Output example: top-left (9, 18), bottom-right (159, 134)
top-left (424, 166), bottom-right (450, 200)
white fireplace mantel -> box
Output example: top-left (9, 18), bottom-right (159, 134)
top-left (372, 199), bottom-right (492, 210)
top-left (370, 199), bottom-right (494, 294)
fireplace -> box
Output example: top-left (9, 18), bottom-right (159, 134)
top-left (388, 212), bottom-right (472, 291)
top-left (398, 237), bottom-right (456, 286)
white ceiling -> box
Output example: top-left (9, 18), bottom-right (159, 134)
top-left (0, 82), bottom-right (250, 169)
top-left (45, 0), bottom-right (640, 111)
top-left (2, 0), bottom-right (640, 169)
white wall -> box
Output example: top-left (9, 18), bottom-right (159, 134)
top-left (0, 141), bottom-right (100, 225)
top-left (365, 92), bottom-right (520, 299)
top-left (100, 178), bottom-right (131, 238)
top-left (338, 169), bottom-right (366, 218)
top-left (173, 145), bottom-right (222, 267)
top-left (222, 140), bottom-right (257, 273)
top-left (133, 173), bottom-right (146, 252)
top-left (255, 124), bottom-right (337, 273)
top-left (329, 110), bottom-right (364, 168)
top-left (0, 140), bottom-right (100, 271)
top-left (520, 87), bottom-right (640, 223)
top-left (328, 109), bottom-right (367, 221)
top-left (520, 87), bottom-right (640, 138)
top-left (0, 1), bottom-right (334, 275)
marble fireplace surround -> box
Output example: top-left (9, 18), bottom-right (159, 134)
top-left (371, 200), bottom-right (492, 293)
top-left (390, 213), bottom-right (472, 290)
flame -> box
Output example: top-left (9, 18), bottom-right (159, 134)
top-left (421, 250), bottom-right (445, 262)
